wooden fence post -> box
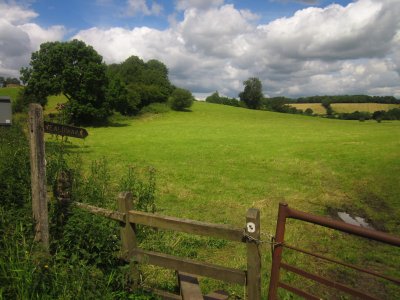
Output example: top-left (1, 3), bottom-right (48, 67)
top-left (117, 192), bottom-right (139, 288)
top-left (246, 208), bottom-right (261, 299)
top-left (28, 103), bottom-right (49, 251)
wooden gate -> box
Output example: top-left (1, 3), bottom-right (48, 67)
top-left (76, 192), bottom-right (262, 299)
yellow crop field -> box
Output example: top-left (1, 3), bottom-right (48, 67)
top-left (331, 103), bottom-right (400, 113)
top-left (290, 103), bottom-right (400, 114)
top-left (289, 103), bottom-right (325, 114)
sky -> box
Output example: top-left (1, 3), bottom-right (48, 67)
top-left (1, 0), bottom-right (400, 99)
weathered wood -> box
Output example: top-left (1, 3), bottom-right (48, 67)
top-left (118, 192), bottom-right (137, 259)
top-left (178, 272), bottom-right (203, 300)
top-left (117, 192), bottom-right (139, 288)
top-left (204, 290), bottom-right (229, 300)
top-left (75, 202), bottom-right (125, 222)
top-left (151, 289), bottom-right (182, 300)
top-left (29, 104), bottom-right (49, 251)
top-left (133, 249), bottom-right (246, 285)
top-left (44, 121), bottom-right (88, 139)
top-left (246, 208), bottom-right (261, 300)
top-left (128, 210), bottom-right (244, 242)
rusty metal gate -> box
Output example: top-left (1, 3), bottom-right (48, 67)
top-left (268, 203), bottom-right (400, 300)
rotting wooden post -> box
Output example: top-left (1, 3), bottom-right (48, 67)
top-left (246, 208), bottom-right (261, 300)
top-left (28, 103), bottom-right (49, 251)
top-left (117, 192), bottom-right (139, 288)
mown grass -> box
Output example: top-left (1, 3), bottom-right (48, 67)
top-left (66, 101), bottom-right (400, 298)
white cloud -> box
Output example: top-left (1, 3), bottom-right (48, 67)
top-left (125, 0), bottom-right (163, 16)
top-left (0, 2), bottom-right (65, 77)
top-left (1, 0), bottom-right (400, 98)
top-left (73, 0), bottom-right (400, 97)
top-left (0, 2), bottom-right (38, 25)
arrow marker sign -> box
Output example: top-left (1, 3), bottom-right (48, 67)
top-left (44, 121), bottom-right (88, 139)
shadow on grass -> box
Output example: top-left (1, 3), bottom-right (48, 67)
top-left (176, 108), bottom-right (192, 112)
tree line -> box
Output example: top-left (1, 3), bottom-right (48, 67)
top-left (206, 77), bottom-right (400, 121)
top-left (0, 77), bottom-right (21, 87)
top-left (16, 40), bottom-right (193, 125)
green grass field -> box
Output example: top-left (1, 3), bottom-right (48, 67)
top-left (3, 90), bottom-right (399, 297)
top-left (0, 86), bottom-right (21, 102)
top-left (63, 101), bottom-right (400, 298)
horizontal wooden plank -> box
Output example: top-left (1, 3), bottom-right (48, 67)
top-left (128, 210), bottom-right (244, 242)
top-left (133, 249), bottom-right (246, 285)
top-left (75, 202), bottom-right (125, 222)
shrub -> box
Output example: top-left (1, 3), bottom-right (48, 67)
top-left (119, 165), bottom-right (156, 213)
top-left (141, 102), bottom-right (170, 114)
top-left (168, 88), bottom-right (194, 111)
top-left (0, 122), bottom-right (30, 207)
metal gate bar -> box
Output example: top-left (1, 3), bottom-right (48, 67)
top-left (268, 202), bottom-right (400, 299)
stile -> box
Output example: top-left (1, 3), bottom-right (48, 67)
top-left (246, 208), bottom-right (261, 300)
top-left (28, 104), bottom-right (49, 251)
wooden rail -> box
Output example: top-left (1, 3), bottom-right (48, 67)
top-left (75, 192), bottom-right (262, 299)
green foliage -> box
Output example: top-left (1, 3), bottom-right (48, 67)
top-left (304, 108), bottom-right (314, 115)
top-left (119, 166), bottom-right (156, 213)
top-left (205, 91), bottom-right (240, 107)
top-left (239, 77), bottom-right (263, 109)
top-left (57, 207), bottom-right (120, 268)
top-left (0, 122), bottom-right (30, 207)
top-left (296, 94), bottom-right (400, 104)
top-left (107, 78), bottom-right (140, 116)
top-left (140, 102), bottom-right (170, 114)
top-left (168, 88), bottom-right (194, 111)
top-left (321, 99), bottom-right (334, 116)
top-left (372, 107), bottom-right (400, 121)
top-left (0, 205), bottom-right (155, 299)
top-left (72, 158), bottom-right (112, 206)
top-left (0, 77), bottom-right (20, 87)
top-left (20, 40), bottom-right (112, 125)
top-left (107, 56), bottom-right (173, 112)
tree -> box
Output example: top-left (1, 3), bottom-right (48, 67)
top-left (168, 88), bottom-right (194, 111)
top-left (106, 56), bottom-right (173, 110)
top-left (321, 99), bottom-right (334, 116)
top-left (0, 76), bottom-right (4, 87)
top-left (206, 91), bottom-right (221, 104)
top-left (239, 77), bottom-right (263, 109)
top-left (20, 40), bottom-right (111, 125)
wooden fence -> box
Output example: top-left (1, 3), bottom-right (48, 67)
top-left (75, 192), bottom-right (262, 299)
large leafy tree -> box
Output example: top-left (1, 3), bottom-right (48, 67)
top-left (107, 55), bottom-right (173, 111)
top-left (20, 40), bottom-right (111, 124)
top-left (239, 77), bottom-right (264, 109)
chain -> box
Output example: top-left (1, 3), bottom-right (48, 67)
top-left (242, 229), bottom-right (283, 254)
